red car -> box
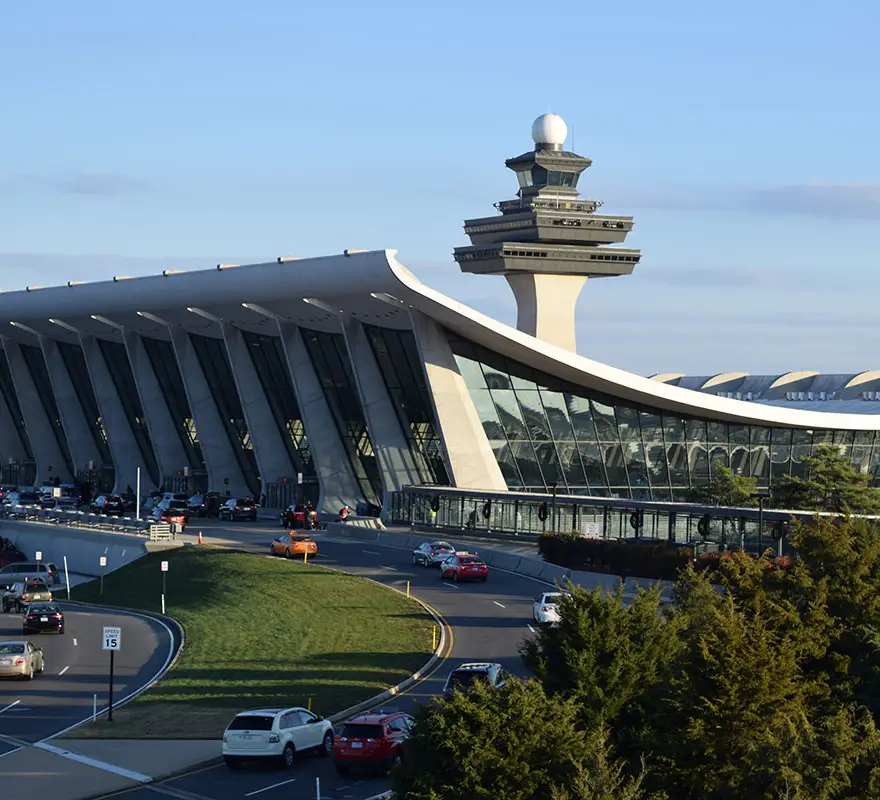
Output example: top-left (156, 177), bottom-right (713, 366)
top-left (156, 508), bottom-right (187, 529)
top-left (440, 553), bottom-right (488, 583)
top-left (332, 709), bottom-right (415, 775)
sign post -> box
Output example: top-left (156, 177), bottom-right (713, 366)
top-left (102, 626), bottom-right (121, 721)
top-left (135, 466), bottom-right (141, 521)
top-left (63, 555), bottom-right (70, 600)
top-left (161, 560), bottom-right (169, 614)
top-left (35, 550), bottom-right (42, 577)
top-left (297, 472), bottom-right (303, 506)
top-left (99, 556), bottom-right (107, 596)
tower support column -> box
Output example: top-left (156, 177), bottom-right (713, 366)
top-left (506, 273), bottom-right (587, 352)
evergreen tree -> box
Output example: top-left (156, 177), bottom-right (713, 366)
top-left (685, 463), bottom-right (758, 507)
top-left (772, 445), bottom-right (880, 514)
top-left (391, 679), bottom-right (644, 800)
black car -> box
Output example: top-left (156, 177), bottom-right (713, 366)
top-left (91, 495), bottom-right (125, 516)
top-left (187, 492), bottom-right (224, 518)
top-left (218, 498), bottom-right (258, 522)
top-left (23, 602), bottom-right (65, 634)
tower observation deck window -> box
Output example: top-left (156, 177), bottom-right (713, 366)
top-left (548, 171), bottom-right (578, 187)
top-left (448, 332), bottom-right (879, 498)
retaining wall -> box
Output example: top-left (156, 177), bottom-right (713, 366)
top-left (1, 520), bottom-right (150, 578)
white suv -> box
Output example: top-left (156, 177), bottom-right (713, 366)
top-left (532, 592), bottom-right (567, 625)
top-left (222, 707), bottom-right (334, 769)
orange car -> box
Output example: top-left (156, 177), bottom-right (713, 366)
top-left (270, 532), bottom-right (318, 559)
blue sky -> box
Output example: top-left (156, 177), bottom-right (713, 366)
top-left (3, 0), bottom-right (879, 375)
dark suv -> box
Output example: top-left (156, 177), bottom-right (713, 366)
top-left (218, 498), bottom-right (258, 522)
top-left (187, 492), bottom-right (224, 518)
top-left (91, 495), bottom-right (125, 515)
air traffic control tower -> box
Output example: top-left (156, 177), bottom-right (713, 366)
top-left (453, 113), bottom-right (641, 352)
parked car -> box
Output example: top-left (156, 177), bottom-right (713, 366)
top-left (90, 495), bottom-right (125, 516)
top-left (151, 504), bottom-right (187, 529)
top-left (280, 504), bottom-right (319, 530)
top-left (442, 662), bottom-right (508, 698)
top-left (333, 709), bottom-right (415, 775)
top-left (0, 640), bottom-right (44, 680)
top-left (411, 541), bottom-right (456, 567)
top-left (187, 492), bottom-right (224, 518)
top-left (533, 592), bottom-right (567, 625)
top-left (270, 533), bottom-right (317, 559)
top-left (218, 498), bottom-right (258, 522)
top-left (3, 579), bottom-right (53, 613)
top-left (0, 561), bottom-right (61, 586)
top-left (439, 552), bottom-right (488, 583)
top-left (23, 602), bottom-right (65, 634)
top-left (222, 707), bottom-right (334, 769)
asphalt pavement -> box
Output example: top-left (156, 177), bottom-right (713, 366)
top-left (75, 517), bottom-right (552, 800)
top-left (0, 604), bottom-right (174, 745)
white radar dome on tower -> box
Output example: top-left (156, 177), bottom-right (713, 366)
top-left (531, 113), bottom-right (568, 147)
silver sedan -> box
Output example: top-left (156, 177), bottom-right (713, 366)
top-left (0, 640), bottom-right (45, 680)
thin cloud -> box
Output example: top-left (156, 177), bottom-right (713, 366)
top-left (602, 182), bottom-right (880, 221)
top-left (17, 172), bottom-right (149, 196)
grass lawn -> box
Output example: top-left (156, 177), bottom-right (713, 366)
top-left (65, 546), bottom-right (434, 739)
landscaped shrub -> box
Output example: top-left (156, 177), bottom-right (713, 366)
top-left (538, 533), bottom-right (693, 580)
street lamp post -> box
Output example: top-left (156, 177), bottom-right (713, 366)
top-left (751, 488), bottom-right (772, 553)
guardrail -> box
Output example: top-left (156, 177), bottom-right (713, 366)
top-left (0, 504), bottom-right (173, 539)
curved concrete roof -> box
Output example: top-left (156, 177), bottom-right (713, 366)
top-left (3, 249), bottom-right (880, 431)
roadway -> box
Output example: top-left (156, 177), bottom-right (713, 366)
top-left (0, 603), bottom-right (175, 746)
top-left (83, 517), bottom-right (551, 800)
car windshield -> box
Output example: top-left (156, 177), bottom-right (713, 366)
top-left (168, 501), bottom-right (187, 510)
top-left (543, 595), bottom-right (562, 606)
top-left (228, 715), bottom-right (274, 731)
top-left (25, 580), bottom-right (49, 591)
top-left (341, 723), bottom-right (384, 738)
top-left (239, 499), bottom-right (255, 507)
top-left (459, 557), bottom-right (482, 565)
top-left (28, 605), bottom-right (57, 614)
top-left (431, 543), bottom-right (453, 551)
top-left (0, 643), bottom-right (25, 654)
top-left (450, 670), bottom-right (489, 688)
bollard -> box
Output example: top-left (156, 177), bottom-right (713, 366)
top-left (432, 625), bottom-right (437, 652)
top-left (307, 696), bottom-right (312, 712)
top-left (406, 580), bottom-right (410, 598)
top-left (93, 693), bottom-right (97, 722)
top-left (303, 550), bottom-right (308, 565)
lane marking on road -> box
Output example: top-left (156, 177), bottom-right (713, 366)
top-left (34, 741), bottom-right (152, 782)
top-left (493, 600), bottom-right (506, 608)
top-left (0, 700), bottom-right (21, 714)
top-left (73, 638), bottom-right (78, 646)
top-left (362, 549), bottom-right (381, 555)
top-left (443, 582), bottom-right (458, 589)
top-left (245, 778), bottom-right (297, 796)
top-left (58, 665), bottom-right (70, 676)
top-left (380, 565), bottom-right (397, 571)
top-left (527, 624), bottom-right (536, 633)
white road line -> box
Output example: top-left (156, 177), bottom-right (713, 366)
top-left (34, 741), bottom-right (152, 782)
top-left (72, 638), bottom-right (78, 646)
top-left (527, 624), bottom-right (536, 633)
top-left (380, 565), bottom-right (397, 571)
top-left (245, 778), bottom-right (297, 796)
top-left (362, 549), bottom-right (381, 555)
top-left (493, 601), bottom-right (506, 609)
top-left (58, 665), bottom-right (70, 676)
top-left (443, 582), bottom-right (459, 589)
top-left (0, 700), bottom-right (21, 715)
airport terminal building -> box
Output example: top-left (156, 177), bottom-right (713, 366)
top-left (3, 115), bottom-right (880, 516)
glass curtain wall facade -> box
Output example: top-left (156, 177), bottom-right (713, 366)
top-left (19, 343), bottom-right (74, 476)
top-left (300, 329), bottom-right (382, 504)
top-left (188, 333), bottom-right (259, 497)
top-left (450, 334), bottom-right (880, 500)
top-left (56, 342), bottom-right (113, 467)
top-left (96, 339), bottom-right (160, 486)
top-left (0, 349), bottom-right (33, 462)
top-left (363, 326), bottom-right (449, 485)
top-left (141, 337), bottom-right (203, 472)
top-left (240, 330), bottom-right (315, 480)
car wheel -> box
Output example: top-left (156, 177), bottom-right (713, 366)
top-left (280, 742), bottom-right (295, 769)
top-left (453, 571), bottom-right (459, 582)
top-left (334, 764), bottom-right (350, 776)
top-left (423, 558), bottom-right (430, 568)
top-left (285, 549), bottom-right (292, 559)
top-left (480, 576), bottom-right (487, 583)
top-left (224, 756), bottom-right (242, 770)
top-left (25, 661), bottom-right (34, 680)
top-left (390, 749), bottom-right (403, 771)
top-left (37, 656), bottom-right (44, 673)
top-left (59, 626), bottom-right (65, 634)
top-left (319, 730), bottom-right (333, 757)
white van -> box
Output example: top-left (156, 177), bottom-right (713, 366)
top-left (0, 561), bottom-right (61, 586)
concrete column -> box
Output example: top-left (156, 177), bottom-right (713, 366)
top-left (221, 322), bottom-right (295, 491)
top-left (277, 321), bottom-right (362, 513)
top-left (122, 331), bottom-right (191, 481)
top-left (79, 335), bottom-right (154, 494)
top-left (409, 311), bottom-right (507, 491)
top-left (2, 339), bottom-right (72, 485)
top-left (340, 319), bottom-right (422, 496)
top-left (168, 328), bottom-right (250, 497)
top-left (506, 273), bottom-right (588, 352)
top-left (39, 337), bottom-right (103, 473)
